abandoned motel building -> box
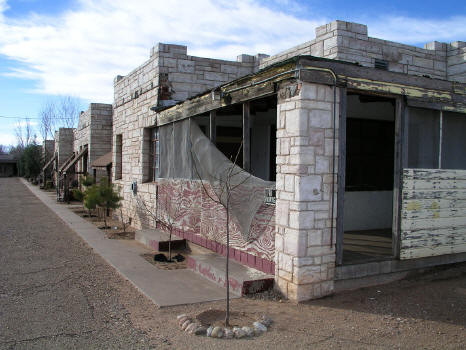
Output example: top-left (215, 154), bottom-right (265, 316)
top-left (40, 20), bottom-right (466, 301)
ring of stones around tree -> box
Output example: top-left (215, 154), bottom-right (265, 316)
top-left (176, 313), bottom-right (272, 339)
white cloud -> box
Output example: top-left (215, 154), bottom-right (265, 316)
top-left (367, 15), bottom-right (466, 44)
top-left (0, 0), bottom-right (464, 105)
top-left (0, 133), bottom-right (16, 146)
top-left (13, 120), bottom-right (38, 128)
top-left (0, 0), bottom-right (326, 102)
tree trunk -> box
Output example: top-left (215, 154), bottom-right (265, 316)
top-left (225, 201), bottom-right (230, 327)
top-left (103, 207), bottom-right (107, 228)
top-left (168, 227), bottom-right (172, 261)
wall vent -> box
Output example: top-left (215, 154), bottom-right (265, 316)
top-left (264, 188), bottom-right (276, 205)
top-left (374, 59), bottom-right (389, 70)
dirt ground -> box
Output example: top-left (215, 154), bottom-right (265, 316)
top-left (4, 179), bottom-right (465, 349)
top-left (116, 263), bottom-right (466, 349)
top-left (66, 186), bottom-right (465, 349)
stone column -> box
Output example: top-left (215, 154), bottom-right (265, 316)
top-left (275, 81), bottom-right (339, 301)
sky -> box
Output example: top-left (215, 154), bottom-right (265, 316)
top-left (0, 0), bottom-right (465, 146)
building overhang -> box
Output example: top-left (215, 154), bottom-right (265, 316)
top-left (91, 151), bottom-right (112, 168)
top-left (152, 55), bottom-right (466, 127)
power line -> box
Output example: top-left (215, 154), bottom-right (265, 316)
top-left (0, 115), bottom-right (40, 120)
top-left (0, 115), bottom-right (76, 120)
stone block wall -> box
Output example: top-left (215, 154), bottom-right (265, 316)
top-left (114, 43), bottom-right (260, 109)
top-left (74, 103), bottom-right (113, 181)
top-left (259, 20), bottom-right (465, 83)
top-left (275, 81), bottom-right (338, 301)
top-left (55, 128), bottom-right (74, 168)
top-left (447, 41), bottom-right (466, 82)
top-left (42, 140), bottom-right (55, 162)
top-left (54, 128), bottom-right (74, 186)
top-left (90, 103), bottom-right (113, 180)
top-left (74, 109), bottom-right (90, 163)
top-left (42, 140), bottom-right (55, 180)
top-left (113, 44), bottom-right (264, 224)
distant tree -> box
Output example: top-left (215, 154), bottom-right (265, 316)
top-left (39, 101), bottom-right (57, 149)
top-left (0, 145), bottom-right (8, 154)
top-left (56, 96), bottom-right (81, 128)
top-left (19, 142), bottom-right (42, 179)
top-left (14, 118), bottom-right (35, 149)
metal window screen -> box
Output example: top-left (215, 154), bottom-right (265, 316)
top-left (157, 118), bottom-right (274, 239)
top-left (408, 108), bottom-right (440, 169)
top-left (442, 111), bottom-right (466, 170)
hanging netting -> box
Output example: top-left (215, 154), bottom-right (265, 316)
top-left (158, 118), bottom-right (274, 241)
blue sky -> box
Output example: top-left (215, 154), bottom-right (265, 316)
top-left (0, 0), bottom-right (465, 145)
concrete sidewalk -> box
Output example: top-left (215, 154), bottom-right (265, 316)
top-left (22, 179), bottom-right (232, 307)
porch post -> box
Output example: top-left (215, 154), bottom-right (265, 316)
top-left (392, 97), bottom-right (406, 259)
top-left (275, 82), bottom-right (338, 302)
top-left (209, 110), bottom-right (216, 144)
top-left (336, 87), bottom-right (347, 266)
top-left (243, 102), bottom-right (250, 172)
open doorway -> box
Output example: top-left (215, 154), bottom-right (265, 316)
top-left (342, 93), bottom-right (395, 264)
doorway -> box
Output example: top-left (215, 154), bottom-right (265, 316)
top-left (341, 93), bottom-right (396, 264)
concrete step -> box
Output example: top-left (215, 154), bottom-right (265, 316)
top-left (187, 252), bottom-right (274, 296)
top-left (135, 229), bottom-right (186, 252)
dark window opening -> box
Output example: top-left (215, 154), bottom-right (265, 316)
top-left (269, 127), bottom-right (276, 182)
top-left (408, 108), bottom-right (440, 169)
top-left (345, 118), bottom-right (394, 191)
top-left (442, 111), bottom-right (466, 170)
top-left (82, 145), bottom-right (88, 175)
top-left (149, 128), bottom-right (160, 181)
top-left (115, 134), bottom-right (122, 180)
top-left (216, 125), bottom-right (244, 166)
top-left (192, 95), bottom-right (277, 181)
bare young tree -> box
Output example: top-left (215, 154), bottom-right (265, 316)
top-left (57, 96), bottom-right (81, 128)
top-left (39, 101), bottom-right (57, 142)
top-left (116, 186), bottom-right (131, 233)
top-left (137, 186), bottom-right (186, 261)
top-left (192, 141), bottom-right (251, 327)
top-left (14, 118), bottom-right (35, 148)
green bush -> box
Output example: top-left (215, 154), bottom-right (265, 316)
top-left (72, 188), bottom-right (85, 202)
top-left (97, 177), bottom-right (122, 228)
top-left (84, 184), bottom-right (100, 218)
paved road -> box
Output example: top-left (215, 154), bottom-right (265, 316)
top-left (0, 178), bottom-right (157, 349)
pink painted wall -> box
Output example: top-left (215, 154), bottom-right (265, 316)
top-left (155, 180), bottom-right (275, 272)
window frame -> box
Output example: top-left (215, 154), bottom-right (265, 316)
top-left (149, 127), bottom-right (160, 181)
top-left (115, 134), bottom-right (122, 180)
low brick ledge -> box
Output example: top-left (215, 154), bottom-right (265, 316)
top-left (157, 224), bottom-right (275, 275)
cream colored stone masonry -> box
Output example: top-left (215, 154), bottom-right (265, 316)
top-left (42, 140), bottom-right (54, 163)
top-left (74, 103), bottom-right (113, 181)
top-left (53, 128), bottom-right (74, 186)
top-left (113, 43), bottom-right (265, 228)
top-left (260, 20), bottom-right (465, 83)
top-left (275, 81), bottom-right (339, 301)
top-left (54, 128), bottom-right (74, 169)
